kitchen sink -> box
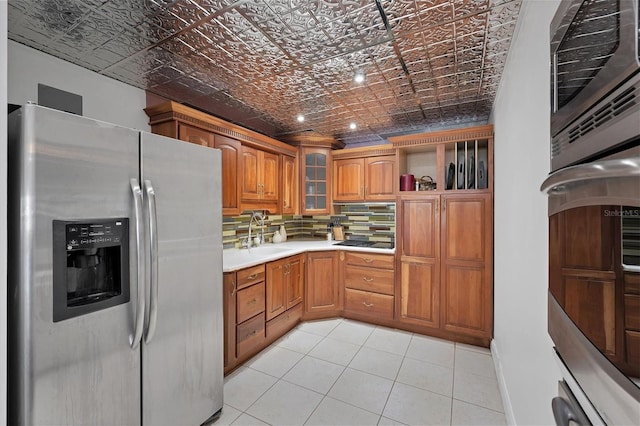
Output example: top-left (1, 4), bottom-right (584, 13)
top-left (242, 245), bottom-right (292, 256)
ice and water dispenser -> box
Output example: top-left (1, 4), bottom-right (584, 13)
top-left (52, 219), bottom-right (130, 321)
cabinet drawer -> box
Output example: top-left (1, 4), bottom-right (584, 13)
top-left (237, 282), bottom-right (265, 323)
top-left (237, 264), bottom-right (265, 289)
top-left (625, 295), bottom-right (640, 331)
top-left (625, 273), bottom-right (640, 295)
top-left (266, 304), bottom-right (303, 341)
top-left (344, 265), bottom-right (394, 295)
top-left (626, 330), bottom-right (640, 365)
top-left (237, 313), bottom-right (265, 357)
top-left (345, 288), bottom-right (394, 319)
top-left (345, 252), bottom-right (394, 269)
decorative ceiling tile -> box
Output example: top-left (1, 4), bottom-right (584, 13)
top-left (8, 0), bottom-right (522, 146)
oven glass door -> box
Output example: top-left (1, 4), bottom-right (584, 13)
top-left (554, 0), bottom-right (621, 110)
top-left (549, 204), bottom-right (640, 384)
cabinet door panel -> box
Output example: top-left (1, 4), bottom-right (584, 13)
top-left (266, 260), bottom-right (287, 321)
top-left (241, 146), bottom-right (260, 200)
top-left (306, 251), bottom-right (340, 313)
top-left (401, 197), bottom-right (439, 259)
top-left (301, 148), bottom-right (331, 215)
top-left (223, 273), bottom-right (237, 370)
top-left (399, 260), bottom-right (439, 328)
top-left (334, 159), bottom-right (364, 201)
top-left (563, 206), bottom-right (614, 270)
top-left (564, 276), bottom-right (616, 356)
top-left (287, 256), bottom-right (304, 309)
top-left (366, 156), bottom-right (395, 200)
top-left (262, 151), bottom-right (279, 201)
top-left (214, 135), bottom-right (241, 215)
top-left (282, 155), bottom-right (296, 214)
top-left (178, 123), bottom-right (213, 147)
top-left (442, 194), bottom-right (488, 263)
top-left (442, 265), bottom-right (486, 335)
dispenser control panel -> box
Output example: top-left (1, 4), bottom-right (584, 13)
top-left (65, 220), bottom-right (125, 250)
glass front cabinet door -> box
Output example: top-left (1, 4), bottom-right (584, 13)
top-left (301, 148), bottom-right (331, 215)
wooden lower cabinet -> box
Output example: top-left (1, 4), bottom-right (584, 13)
top-left (223, 272), bottom-right (237, 371)
top-left (225, 257), bottom-right (304, 374)
top-left (399, 260), bottom-right (439, 328)
top-left (343, 252), bottom-right (395, 324)
top-left (266, 255), bottom-right (304, 321)
top-left (397, 193), bottom-right (493, 346)
top-left (345, 288), bottom-right (394, 320)
top-left (305, 251), bottom-right (342, 319)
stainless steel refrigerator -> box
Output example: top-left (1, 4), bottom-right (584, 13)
top-left (7, 103), bottom-right (224, 425)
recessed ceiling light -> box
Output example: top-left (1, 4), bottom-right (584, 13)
top-left (349, 122), bottom-right (357, 130)
top-left (354, 73), bottom-right (365, 84)
top-left (296, 114), bottom-right (305, 123)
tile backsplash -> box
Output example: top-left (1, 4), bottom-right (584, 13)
top-left (222, 203), bottom-right (396, 249)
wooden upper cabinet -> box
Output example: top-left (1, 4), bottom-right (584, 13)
top-left (214, 135), bottom-right (241, 216)
top-left (145, 101), bottom-right (297, 216)
top-left (241, 146), bottom-right (279, 204)
top-left (300, 148), bottom-right (331, 215)
top-left (178, 123), bottom-right (214, 147)
top-left (333, 155), bottom-right (396, 201)
top-left (281, 155), bottom-right (297, 215)
top-left (365, 156), bottom-right (396, 200)
top-left (334, 158), bottom-right (364, 201)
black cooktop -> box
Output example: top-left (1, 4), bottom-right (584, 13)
top-left (334, 240), bottom-right (394, 249)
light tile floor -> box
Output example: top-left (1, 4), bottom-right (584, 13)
top-left (217, 318), bottom-right (507, 426)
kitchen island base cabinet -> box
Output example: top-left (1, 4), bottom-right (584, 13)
top-left (304, 251), bottom-right (342, 320)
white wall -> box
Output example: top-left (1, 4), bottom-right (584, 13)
top-left (1, 1), bottom-right (7, 424)
top-left (491, 0), bottom-right (561, 424)
top-left (8, 40), bottom-right (149, 130)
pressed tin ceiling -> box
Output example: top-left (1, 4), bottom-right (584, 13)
top-left (7, 0), bottom-right (522, 146)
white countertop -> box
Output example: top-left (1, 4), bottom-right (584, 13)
top-left (223, 240), bottom-right (395, 272)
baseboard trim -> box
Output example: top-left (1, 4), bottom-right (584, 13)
top-left (491, 339), bottom-right (517, 426)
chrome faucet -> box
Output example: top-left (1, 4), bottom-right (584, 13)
top-left (247, 211), bottom-right (265, 248)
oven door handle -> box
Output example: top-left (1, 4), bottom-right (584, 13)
top-left (552, 397), bottom-right (585, 426)
top-left (540, 157), bottom-right (640, 194)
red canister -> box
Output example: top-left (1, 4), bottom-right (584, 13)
top-left (400, 174), bottom-right (415, 191)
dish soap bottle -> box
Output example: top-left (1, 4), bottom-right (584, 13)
top-left (279, 225), bottom-right (287, 242)
top-left (272, 230), bottom-right (282, 243)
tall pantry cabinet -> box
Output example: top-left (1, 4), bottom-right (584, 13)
top-left (390, 125), bottom-right (494, 347)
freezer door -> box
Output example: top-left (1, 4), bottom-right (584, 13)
top-left (7, 104), bottom-right (141, 425)
top-left (140, 132), bottom-right (223, 425)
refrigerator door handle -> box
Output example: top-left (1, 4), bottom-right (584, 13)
top-left (130, 178), bottom-right (146, 349)
top-left (144, 180), bottom-right (159, 344)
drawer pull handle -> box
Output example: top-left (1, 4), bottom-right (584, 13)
top-left (247, 273), bottom-right (258, 280)
top-left (248, 298), bottom-right (257, 305)
top-left (249, 330), bottom-right (257, 336)
top-left (363, 258), bottom-right (374, 263)
top-left (362, 301), bottom-right (374, 308)
top-left (362, 276), bottom-right (374, 282)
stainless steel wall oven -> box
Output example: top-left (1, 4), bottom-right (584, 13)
top-left (550, 0), bottom-right (639, 171)
top-left (544, 1), bottom-right (640, 424)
